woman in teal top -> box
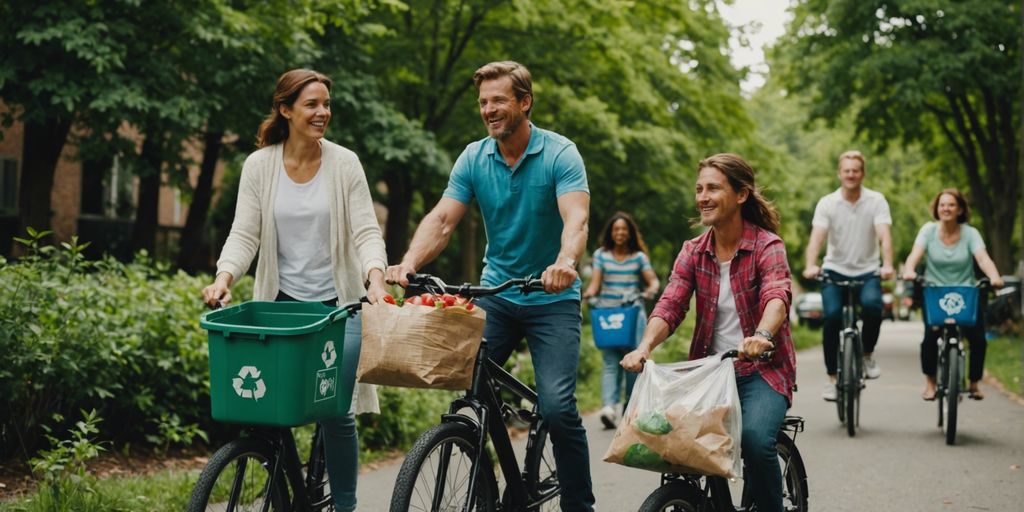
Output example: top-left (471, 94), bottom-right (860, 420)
top-left (903, 188), bottom-right (1004, 400)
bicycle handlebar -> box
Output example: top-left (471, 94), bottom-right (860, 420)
top-left (720, 347), bottom-right (775, 363)
top-left (815, 272), bottom-right (878, 288)
top-left (404, 273), bottom-right (546, 298)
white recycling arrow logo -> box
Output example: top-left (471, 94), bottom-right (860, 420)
top-left (939, 292), bottom-right (966, 315)
top-left (322, 340), bottom-right (337, 368)
top-left (599, 312), bottom-right (626, 330)
top-left (232, 365), bottom-right (267, 401)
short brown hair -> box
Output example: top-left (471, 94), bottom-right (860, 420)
top-left (931, 188), bottom-right (970, 224)
top-left (837, 150), bottom-right (865, 172)
top-left (256, 69), bottom-right (332, 148)
top-left (473, 61), bottom-right (533, 117)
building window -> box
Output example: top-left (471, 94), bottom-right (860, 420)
top-left (0, 158), bottom-right (16, 214)
top-left (79, 156), bottom-right (132, 219)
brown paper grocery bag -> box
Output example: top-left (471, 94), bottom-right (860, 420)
top-left (357, 303), bottom-right (487, 390)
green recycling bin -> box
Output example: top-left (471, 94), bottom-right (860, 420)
top-left (201, 301), bottom-right (354, 427)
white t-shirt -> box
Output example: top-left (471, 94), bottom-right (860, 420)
top-left (274, 168), bottom-right (336, 301)
top-left (812, 186), bottom-right (892, 276)
top-left (712, 260), bottom-right (744, 355)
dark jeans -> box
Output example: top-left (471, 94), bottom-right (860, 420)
top-left (475, 296), bottom-right (595, 512)
top-left (920, 323), bottom-right (987, 382)
top-left (821, 270), bottom-right (882, 375)
top-left (276, 291), bottom-right (359, 512)
top-left (737, 373), bottom-right (789, 512)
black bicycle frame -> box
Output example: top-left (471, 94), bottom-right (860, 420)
top-left (433, 338), bottom-right (542, 511)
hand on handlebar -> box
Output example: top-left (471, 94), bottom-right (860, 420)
top-left (801, 265), bottom-right (821, 280)
top-left (541, 260), bottom-right (577, 294)
top-left (202, 273), bottom-right (233, 308)
top-left (738, 335), bottom-right (775, 361)
top-left (902, 270), bottom-right (918, 282)
top-left (879, 265), bottom-right (895, 280)
top-left (385, 263), bottom-right (417, 288)
top-left (620, 348), bottom-right (650, 373)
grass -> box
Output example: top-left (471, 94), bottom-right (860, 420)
top-left (0, 468), bottom-right (196, 512)
top-left (986, 331), bottom-right (1023, 396)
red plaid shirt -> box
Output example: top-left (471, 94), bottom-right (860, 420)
top-left (651, 221), bottom-right (797, 404)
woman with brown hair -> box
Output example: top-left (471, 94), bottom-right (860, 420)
top-left (903, 188), bottom-right (1004, 401)
top-left (202, 69), bottom-right (387, 511)
top-left (583, 211), bottom-right (660, 428)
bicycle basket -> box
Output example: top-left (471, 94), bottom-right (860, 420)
top-left (922, 286), bottom-right (979, 327)
top-left (201, 301), bottom-right (355, 427)
top-left (590, 305), bottom-right (640, 349)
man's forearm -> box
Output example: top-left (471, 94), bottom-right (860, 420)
top-left (557, 212), bottom-right (588, 266)
top-left (402, 212), bottom-right (456, 270)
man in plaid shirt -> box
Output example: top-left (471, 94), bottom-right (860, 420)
top-left (621, 153), bottom-right (796, 512)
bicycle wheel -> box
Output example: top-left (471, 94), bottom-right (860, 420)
top-left (305, 425), bottom-right (334, 511)
top-left (945, 346), bottom-right (962, 445)
top-left (842, 334), bottom-right (859, 437)
top-left (739, 432), bottom-right (809, 512)
top-left (638, 480), bottom-right (703, 512)
top-left (390, 422), bottom-right (498, 512)
top-left (937, 346), bottom-right (947, 428)
top-left (524, 420), bottom-right (560, 511)
top-left (187, 437), bottom-right (288, 512)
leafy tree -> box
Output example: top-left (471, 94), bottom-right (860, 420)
top-left (354, 0), bottom-right (754, 276)
top-left (775, 0), bottom-right (1021, 270)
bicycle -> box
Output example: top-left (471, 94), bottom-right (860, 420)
top-left (914, 277), bottom-right (1009, 445)
top-left (187, 300), bottom-right (364, 512)
top-left (817, 273), bottom-right (871, 437)
top-left (637, 350), bottom-right (809, 512)
top-left (388, 273), bottom-right (560, 512)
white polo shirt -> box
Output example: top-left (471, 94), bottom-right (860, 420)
top-left (812, 186), bottom-right (892, 276)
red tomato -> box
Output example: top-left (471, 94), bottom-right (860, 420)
top-left (443, 295), bottom-right (457, 307)
top-left (383, 294), bottom-right (396, 305)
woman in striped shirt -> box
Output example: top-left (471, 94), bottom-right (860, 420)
top-left (583, 211), bottom-right (660, 428)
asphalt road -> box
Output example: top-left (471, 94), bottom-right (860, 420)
top-left (357, 320), bottom-right (1024, 511)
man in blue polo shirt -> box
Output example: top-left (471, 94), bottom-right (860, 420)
top-left (386, 60), bottom-right (593, 511)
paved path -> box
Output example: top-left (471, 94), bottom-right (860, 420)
top-left (358, 320), bottom-right (1024, 510)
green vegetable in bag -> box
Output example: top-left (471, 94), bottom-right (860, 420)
top-left (623, 443), bottom-right (669, 469)
top-left (634, 410), bottom-right (673, 435)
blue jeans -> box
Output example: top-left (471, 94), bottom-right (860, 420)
top-left (821, 270), bottom-right (882, 375)
top-left (737, 373), bottom-right (788, 512)
top-left (600, 306), bottom-right (644, 407)
top-left (276, 292), bottom-right (359, 512)
top-left (476, 296), bottom-right (595, 512)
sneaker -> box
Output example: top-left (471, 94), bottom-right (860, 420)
top-left (599, 405), bottom-right (618, 429)
top-left (822, 382), bottom-right (838, 402)
top-left (864, 357), bottom-right (881, 379)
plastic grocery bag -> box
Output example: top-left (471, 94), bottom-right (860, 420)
top-left (603, 355), bottom-right (742, 478)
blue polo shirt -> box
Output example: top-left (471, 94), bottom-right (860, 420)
top-left (443, 123), bottom-right (589, 305)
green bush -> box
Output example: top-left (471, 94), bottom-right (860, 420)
top-left (0, 231), bottom-right (224, 459)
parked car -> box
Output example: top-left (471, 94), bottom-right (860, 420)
top-left (795, 292), bottom-right (824, 328)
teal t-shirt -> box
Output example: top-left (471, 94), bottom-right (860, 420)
top-left (914, 222), bottom-right (984, 285)
top-left (443, 123), bottom-right (589, 305)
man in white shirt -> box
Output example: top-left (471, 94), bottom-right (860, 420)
top-left (803, 150), bottom-right (894, 401)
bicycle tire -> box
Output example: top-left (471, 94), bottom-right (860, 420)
top-left (738, 431), bottom-right (809, 512)
top-left (842, 334), bottom-right (859, 437)
top-left (306, 425), bottom-right (334, 511)
top-left (638, 481), bottom-right (703, 512)
top-left (390, 422), bottom-right (498, 512)
top-left (524, 420), bottom-right (560, 511)
top-left (187, 437), bottom-right (288, 512)
top-left (945, 345), bottom-right (962, 445)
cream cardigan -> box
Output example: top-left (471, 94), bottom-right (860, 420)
top-left (216, 140), bottom-right (385, 414)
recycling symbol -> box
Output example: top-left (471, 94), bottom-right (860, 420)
top-left (232, 366), bottom-right (267, 401)
top-left (939, 292), bottom-right (966, 316)
top-left (322, 340), bottom-right (337, 368)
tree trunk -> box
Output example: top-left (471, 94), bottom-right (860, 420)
top-left (17, 117), bottom-right (73, 239)
top-left (460, 208), bottom-right (478, 282)
top-left (176, 131), bottom-right (223, 272)
top-left (384, 163), bottom-right (412, 264)
top-left (131, 135), bottom-right (163, 254)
